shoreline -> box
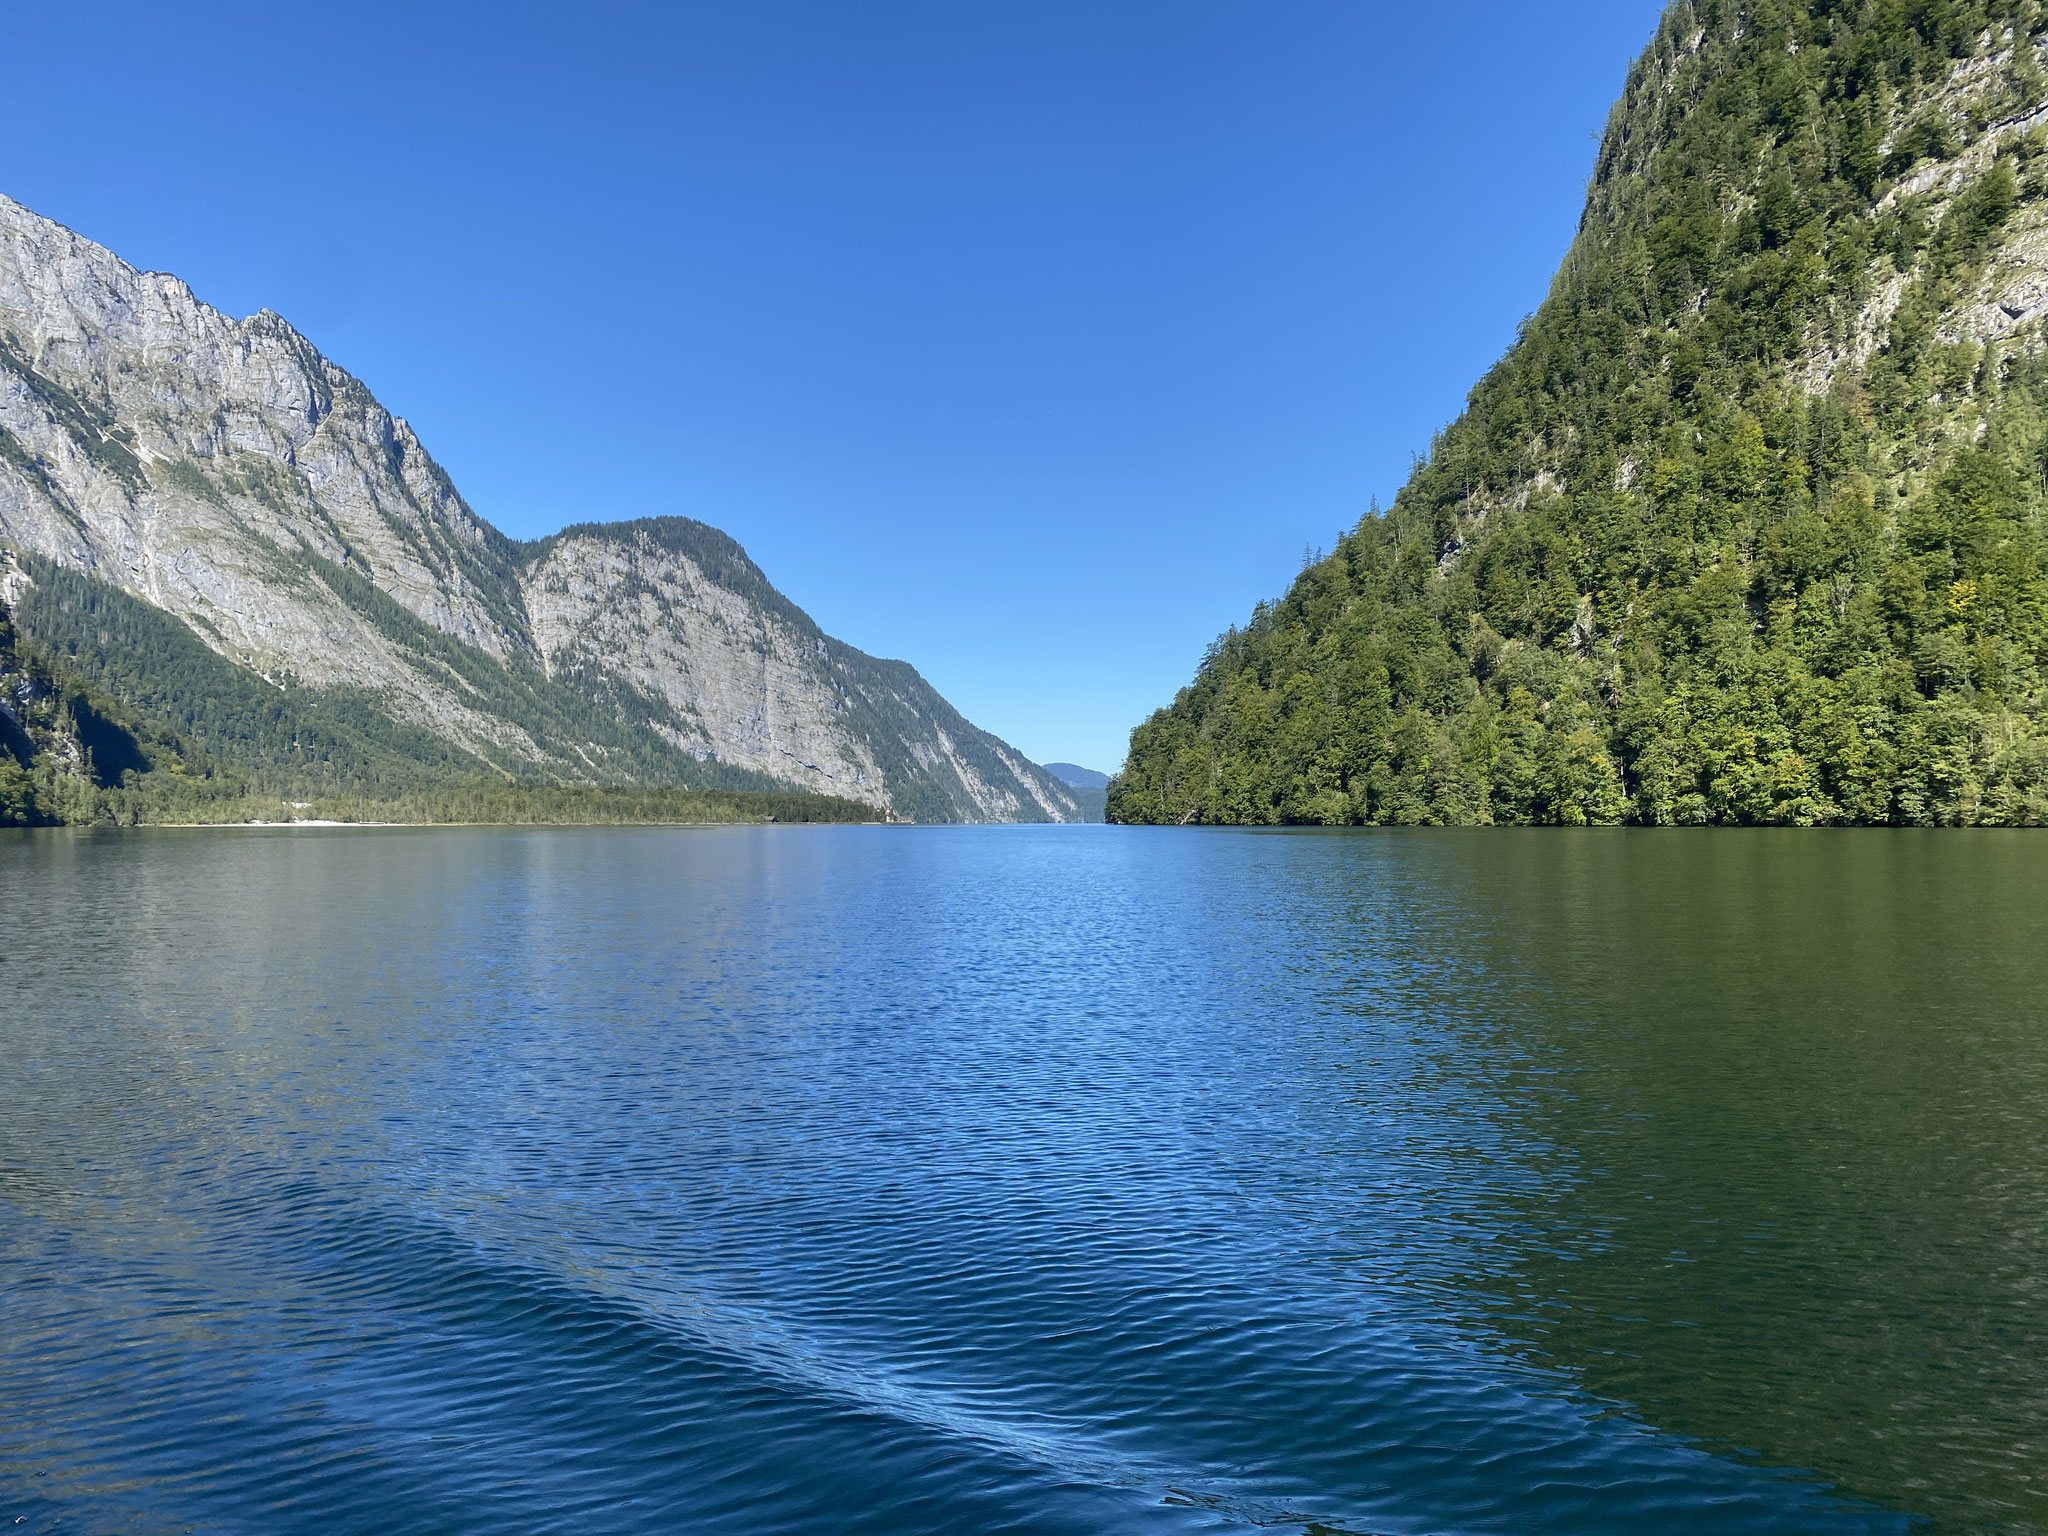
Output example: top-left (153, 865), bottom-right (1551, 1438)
top-left (127, 817), bottom-right (903, 830)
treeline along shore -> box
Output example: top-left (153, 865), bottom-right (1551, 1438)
top-left (5, 775), bottom-right (880, 831)
top-left (156, 786), bottom-right (883, 828)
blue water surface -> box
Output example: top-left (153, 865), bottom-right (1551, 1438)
top-left (2, 826), bottom-right (2042, 1534)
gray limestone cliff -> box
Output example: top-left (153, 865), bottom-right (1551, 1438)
top-left (0, 193), bottom-right (1077, 822)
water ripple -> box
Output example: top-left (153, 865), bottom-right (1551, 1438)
top-left (3, 826), bottom-right (2038, 1532)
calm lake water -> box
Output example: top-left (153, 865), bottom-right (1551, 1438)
top-left (1, 825), bottom-right (2044, 1534)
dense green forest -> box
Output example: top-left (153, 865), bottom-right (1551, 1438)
top-left (149, 785), bottom-right (878, 827)
top-left (0, 587), bottom-right (202, 825)
top-left (9, 553), bottom-right (808, 799)
top-left (1111, 0), bottom-right (2048, 827)
top-left (0, 593), bottom-right (878, 829)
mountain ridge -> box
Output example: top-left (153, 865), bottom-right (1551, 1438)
top-left (0, 192), bottom-right (1078, 824)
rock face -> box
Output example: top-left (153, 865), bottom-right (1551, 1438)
top-left (0, 193), bottom-right (1077, 822)
top-left (521, 519), bottom-right (1074, 821)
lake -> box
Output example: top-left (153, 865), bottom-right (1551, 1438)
top-left (1, 825), bottom-right (2043, 1534)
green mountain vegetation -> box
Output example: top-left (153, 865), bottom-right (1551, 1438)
top-left (0, 589), bottom-right (876, 828)
top-left (0, 586), bottom-right (198, 826)
top-left (1111, 0), bottom-right (2048, 827)
top-left (8, 550), bottom-right (805, 801)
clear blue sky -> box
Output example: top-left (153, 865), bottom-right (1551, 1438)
top-left (3, 0), bottom-right (1666, 775)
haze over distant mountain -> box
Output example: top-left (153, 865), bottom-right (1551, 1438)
top-left (1041, 761), bottom-right (1108, 821)
top-left (1042, 762), bottom-right (1109, 790)
top-left (0, 194), bottom-right (1078, 823)
top-left (1115, 0), bottom-right (2048, 828)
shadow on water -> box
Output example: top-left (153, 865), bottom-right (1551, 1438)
top-left (1273, 829), bottom-right (2048, 1534)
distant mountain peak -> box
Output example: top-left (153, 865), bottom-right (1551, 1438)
top-left (1043, 762), bottom-right (1109, 790)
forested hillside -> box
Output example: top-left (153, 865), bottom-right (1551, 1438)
top-left (0, 587), bottom-right (209, 825)
top-left (1112, 0), bottom-right (2048, 826)
top-left (0, 591), bottom-right (880, 828)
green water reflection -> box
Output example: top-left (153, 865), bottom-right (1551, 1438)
top-left (1363, 832), bottom-right (2048, 1532)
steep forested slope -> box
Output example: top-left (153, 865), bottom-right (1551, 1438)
top-left (0, 588), bottom-right (209, 825)
top-left (1113, 0), bottom-right (2048, 827)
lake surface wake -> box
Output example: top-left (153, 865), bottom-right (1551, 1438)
top-left (2, 825), bottom-right (2041, 1533)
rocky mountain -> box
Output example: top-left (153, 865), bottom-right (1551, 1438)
top-left (1113, 0), bottom-right (2048, 827)
top-left (0, 193), bottom-right (1077, 823)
